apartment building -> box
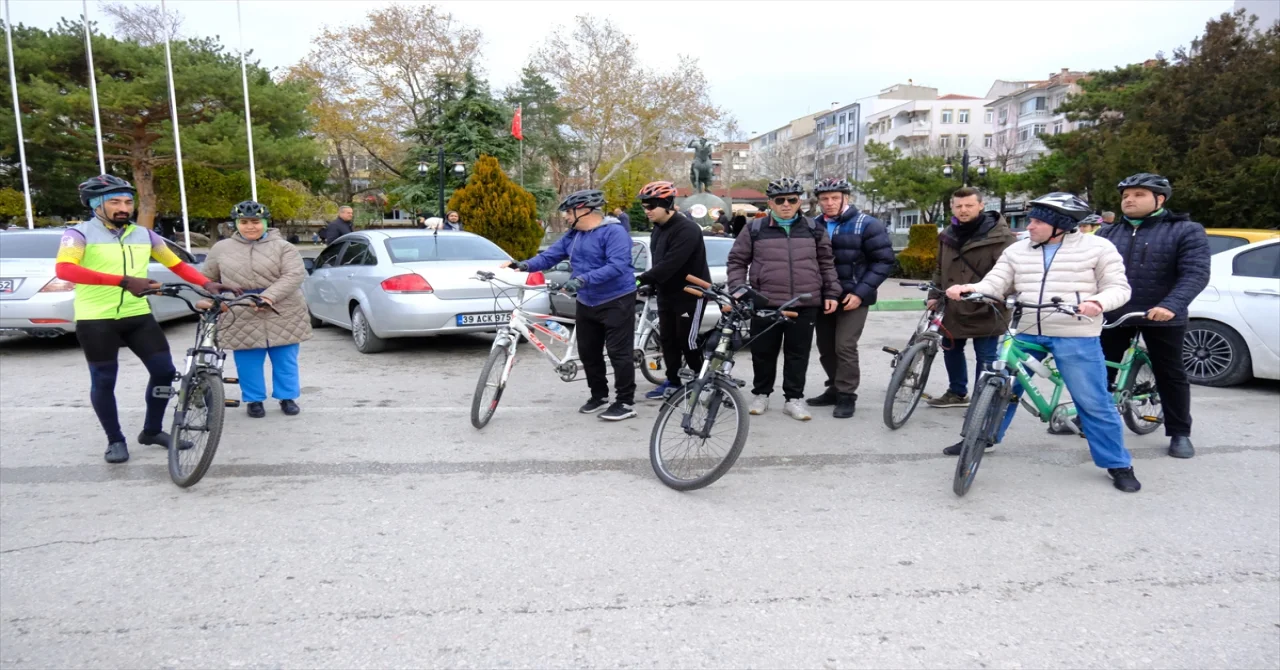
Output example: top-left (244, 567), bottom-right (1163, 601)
top-left (986, 69), bottom-right (1087, 173)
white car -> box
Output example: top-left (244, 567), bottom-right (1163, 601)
top-left (1184, 238), bottom-right (1280, 386)
top-left (302, 229), bottom-right (550, 353)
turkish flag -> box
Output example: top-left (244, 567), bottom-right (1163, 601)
top-left (511, 104), bottom-right (523, 140)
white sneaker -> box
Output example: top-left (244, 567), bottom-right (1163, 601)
top-left (783, 399), bottom-right (812, 421)
top-left (749, 394), bottom-right (770, 415)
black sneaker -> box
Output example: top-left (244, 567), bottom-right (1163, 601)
top-left (942, 440), bottom-right (995, 456)
top-left (805, 387), bottom-right (838, 407)
top-left (833, 393), bottom-right (857, 419)
top-left (104, 441), bottom-right (129, 464)
top-left (1168, 436), bottom-right (1194, 459)
top-left (138, 430), bottom-right (194, 451)
top-left (600, 403), bottom-right (636, 421)
top-left (280, 399), bottom-right (301, 416)
top-left (1108, 467), bottom-right (1142, 493)
top-left (246, 401), bottom-right (266, 418)
top-left (579, 397), bottom-right (609, 414)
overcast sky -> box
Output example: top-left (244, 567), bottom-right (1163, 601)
top-left (7, 0), bottom-right (1234, 135)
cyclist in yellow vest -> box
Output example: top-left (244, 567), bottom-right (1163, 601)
top-left (56, 175), bottom-right (237, 464)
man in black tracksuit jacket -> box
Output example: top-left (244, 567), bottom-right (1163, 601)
top-left (1097, 173), bottom-right (1210, 459)
top-left (636, 182), bottom-right (711, 400)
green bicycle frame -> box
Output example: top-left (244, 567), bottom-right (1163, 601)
top-left (993, 337), bottom-right (1065, 421)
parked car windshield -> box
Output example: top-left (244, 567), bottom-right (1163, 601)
top-left (0, 234), bottom-right (61, 258)
top-left (705, 239), bottom-right (733, 267)
top-left (383, 235), bottom-right (511, 263)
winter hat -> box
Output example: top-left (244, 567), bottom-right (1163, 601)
top-left (1028, 205), bottom-right (1078, 233)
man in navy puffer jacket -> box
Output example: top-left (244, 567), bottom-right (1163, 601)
top-left (509, 190), bottom-right (638, 421)
top-left (1096, 173), bottom-right (1210, 459)
top-left (805, 178), bottom-right (896, 419)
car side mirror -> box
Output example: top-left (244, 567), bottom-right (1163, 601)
top-left (303, 257), bottom-right (316, 275)
top-left (552, 261), bottom-right (570, 273)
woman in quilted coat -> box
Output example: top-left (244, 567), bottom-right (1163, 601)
top-left (202, 201), bottom-right (312, 418)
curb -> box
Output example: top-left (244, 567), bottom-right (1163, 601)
top-left (870, 299), bottom-right (926, 312)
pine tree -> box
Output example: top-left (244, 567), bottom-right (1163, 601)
top-left (448, 156), bottom-right (543, 259)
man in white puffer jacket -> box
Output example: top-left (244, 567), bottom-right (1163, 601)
top-left (947, 193), bottom-right (1141, 493)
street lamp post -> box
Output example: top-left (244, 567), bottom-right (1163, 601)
top-left (436, 146), bottom-right (467, 219)
top-left (942, 148), bottom-right (987, 186)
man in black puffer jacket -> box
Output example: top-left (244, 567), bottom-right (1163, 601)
top-left (1097, 173), bottom-right (1210, 459)
top-left (635, 181), bottom-right (711, 401)
top-left (805, 178), bottom-right (896, 419)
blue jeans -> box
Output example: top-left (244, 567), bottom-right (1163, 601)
top-left (942, 335), bottom-right (999, 397)
top-left (992, 334), bottom-right (1131, 469)
top-left (233, 344), bottom-right (301, 403)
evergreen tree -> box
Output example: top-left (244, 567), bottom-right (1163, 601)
top-left (448, 156), bottom-right (542, 259)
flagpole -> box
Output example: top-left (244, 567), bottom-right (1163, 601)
top-left (4, 0), bottom-right (34, 229)
top-left (236, 0), bottom-right (257, 201)
top-left (160, 0), bottom-right (190, 250)
top-left (82, 0), bottom-right (106, 174)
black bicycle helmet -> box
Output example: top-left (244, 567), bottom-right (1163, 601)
top-left (1116, 173), bottom-right (1172, 199)
top-left (557, 189), bottom-right (606, 212)
top-left (78, 174), bottom-right (135, 208)
top-left (1028, 192), bottom-right (1092, 237)
top-left (765, 177), bottom-right (805, 198)
top-left (231, 200), bottom-right (270, 220)
top-left (812, 177), bottom-right (852, 195)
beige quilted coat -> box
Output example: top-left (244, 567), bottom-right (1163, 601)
top-left (203, 229), bottom-right (312, 350)
top-left (968, 232), bottom-right (1131, 338)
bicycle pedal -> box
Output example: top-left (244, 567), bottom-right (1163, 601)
top-left (223, 376), bottom-right (239, 385)
top-left (1142, 415), bottom-right (1163, 423)
top-left (224, 399), bottom-right (242, 408)
top-left (151, 386), bottom-right (175, 399)
top-left (882, 346), bottom-right (900, 355)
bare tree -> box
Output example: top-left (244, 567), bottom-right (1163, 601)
top-left (101, 2), bottom-right (183, 45)
top-left (534, 16), bottom-right (721, 189)
top-left (749, 141), bottom-right (803, 180)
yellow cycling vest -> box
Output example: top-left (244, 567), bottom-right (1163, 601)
top-left (71, 220), bottom-right (153, 321)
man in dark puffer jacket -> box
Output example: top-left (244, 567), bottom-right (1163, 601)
top-left (727, 177), bottom-right (840, 422)
top-left (803, 177), bottom-right (896, 418)
top-left (1096, 173), bottom-right (1210, 459)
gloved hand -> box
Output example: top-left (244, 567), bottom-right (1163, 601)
top-left (203, 281), bottom-right (243, 296)
top-left (510, 261), bottom-right (530, 272)
top-left (562, 277), bottom-right (584, 294)
top-left (119, 276), bottom-right (159, 297)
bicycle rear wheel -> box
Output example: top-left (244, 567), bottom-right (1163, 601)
top-left (638, 329), bottom-right (664, 385)
top-left (953, 376), bottom-right (1005, 497)
top-left (471, 345), bottom-right (510, 429)
top-left (168, 370), bottom-right (225, 488)
top-left (882, 341), bottom-right (935, 430)
top-left (650, 377), bottom-right (748, 491)
top-left (1122, 355), bottom-right (1163, 435)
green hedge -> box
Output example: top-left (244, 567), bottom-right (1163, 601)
top-left (896, 224), bottom-right (938, 279)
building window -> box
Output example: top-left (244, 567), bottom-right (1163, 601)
top-left (958, 109), bottom-right (970, 124)
top-left (983, 134), bottom-right (993, 148)
top-left (1019, 97), bottom-right (1048, 116)
top-left (985, 109), bottom-right (994, 124)
top-left (1034, 124), bottom-right (1047, 136)
top-left (1053, 121), bottom-right (1064, 135)
top-left (900, 213), bottom-right (920, 227)
top-left (1018, 126), bottom-right (1031, 142)
top-left (957, 135), bottom-right (969, 149)
top-left (941, 109), bottom-right (953, 124)
top-left (939, 135), bottom-right (951, 150)
top-left (998, 108), bottom-right (1008, 124)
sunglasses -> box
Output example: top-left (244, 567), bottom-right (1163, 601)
top-left (640, 203), bottom-right (662, 210)
top-left (772, 196), bottom-right (800, 205)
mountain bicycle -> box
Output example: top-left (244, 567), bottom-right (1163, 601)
top-left (1047, 313), bottom-right (1163, 437)
top-left (635, 288), bottom-right (664, 385)
top-left (468, 272), bottom-right (662, 429)
top-left (648, 275), bottom-right (805, 491)
top-left (881, 281), bottom-right (946, 430)
top-left (142, 283), bottom-right (272, 488)
top-left (951, 294), bottom-right (1157, 497)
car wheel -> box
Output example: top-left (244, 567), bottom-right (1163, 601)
top-left (1183, 320), bottom-right (1252, 387)
top-left (350, 305), bottom-right (387, 354)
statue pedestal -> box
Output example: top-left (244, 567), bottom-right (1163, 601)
top-left (677, 193), bottom-right (727, 228)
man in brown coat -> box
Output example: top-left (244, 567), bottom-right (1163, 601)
top-left (926, 187), bottom-right (1015, 408)
top-left (727, 177), bottom-right (840, 421)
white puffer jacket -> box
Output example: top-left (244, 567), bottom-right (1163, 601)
top-left (969, 232), bottom-right (1131, 338)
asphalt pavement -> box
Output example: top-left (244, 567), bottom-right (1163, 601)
top-left (1, 311), bottom-right (1278, 669)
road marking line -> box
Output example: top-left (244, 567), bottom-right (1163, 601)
top-left (0, 406), bottom-right (549, 413)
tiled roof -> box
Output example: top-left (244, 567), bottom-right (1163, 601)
top-left (937, 94), bottom-right (981, 100)
top-left (677, 187), bottom-right (768, 200)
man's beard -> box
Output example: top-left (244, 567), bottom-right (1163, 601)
top-left (110, 212), bottom-right (130, 222)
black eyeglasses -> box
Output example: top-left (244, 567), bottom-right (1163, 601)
top-left (640, 203), bottom-right (661, 210)
top-left (772, 196), bottom-right (800, 205)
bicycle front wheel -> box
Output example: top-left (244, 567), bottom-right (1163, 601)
top-left (953, 376), bottom-right (1004, 497)
top-left (638, 329), bottom-right (664, 385)
top-left (883, 341), bottom-right (935, 430)
top-left (650, 377), bottom-right (748, 491)
top-left (1122, 355), bottom-right (1163, 435)
top-left (169, 370), bottom-right (225, 488)
top-left (471, 345), bottom-right (510, 429)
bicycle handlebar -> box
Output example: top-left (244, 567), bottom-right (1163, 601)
top-left (141, 283), bottom-right (277, 315)
top-left (473, 270), bottom-right (565, 293)
top-left (1104, 311), bottom-right (1148, 328)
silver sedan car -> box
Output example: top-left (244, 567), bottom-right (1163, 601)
top-left (302, 229), bottom-right (551, 354)
top-left (0, 228), bottom-right (204, 338)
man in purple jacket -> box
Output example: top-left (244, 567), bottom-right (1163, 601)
top-left (507, 190), bottom-right (638, 421)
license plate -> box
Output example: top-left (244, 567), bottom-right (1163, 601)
top-left (0, 279), bottom-right (13, 294)
top-left (457, 312), bottom-right (511, 326)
